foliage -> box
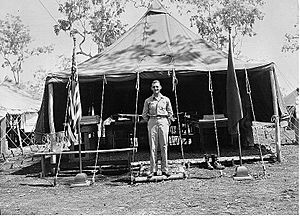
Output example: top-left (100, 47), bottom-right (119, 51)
top-left (0, 14), bottom-right (53, 84)
top-left (167, 0), bottom-right (264, 55)
top-left (24, 67), bottom-right (48, 99)
top-left (282, 22), bottom-right (299, 53)
top-left (55, 55), bottom-right (72, 71)
top-left (54, 0), bottom-right (127, 57)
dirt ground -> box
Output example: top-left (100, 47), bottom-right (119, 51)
top-left (0, 141), bottom-right (298, 215)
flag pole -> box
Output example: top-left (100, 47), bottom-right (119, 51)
top-left (236, 122), bottom-right (243, 166)
top-left (77, 121), bottom-right (83, 173)
top-left (69, 33), bottom-right (90, 187)
top-left (226, 27), bottom-right (252, 180)
top-left (72, 35), bottom-right (83, 174)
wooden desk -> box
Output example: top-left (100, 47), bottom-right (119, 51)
top-left (188, 118), bottom-right (229, 151)
top-left (70, 116), bottom-right (100, 160)
top-left (105, 121), bottom-right (148, 150)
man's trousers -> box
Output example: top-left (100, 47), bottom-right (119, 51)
top-left (147, 117), bottom-right (169, 173)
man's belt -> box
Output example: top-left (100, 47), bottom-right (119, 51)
top-left (149, 115), bottom-right (168, 118)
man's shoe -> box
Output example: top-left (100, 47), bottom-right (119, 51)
top-left (205, 161), bottom-right (214, 170)
top-left (147, 172), bottom-right (157, 178)
top-left (204, 154), bottom-right (214, 170)
top-left (147, 173), bottom-right (153, 178)
top-left (213, 161), bottom-right (225, 170)
top-left (162, 172), bottom-right (171, 177)
top-left (211, 154), bottom-right (225, 170)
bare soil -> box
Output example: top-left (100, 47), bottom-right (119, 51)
top-left (0, 141), bottom-right (298, 215)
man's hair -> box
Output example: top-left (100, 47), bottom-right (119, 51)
top-left (152, 80), bottom-right (161, 86)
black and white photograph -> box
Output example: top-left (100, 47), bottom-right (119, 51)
top-left (0, 0), bottom-right (298, 215)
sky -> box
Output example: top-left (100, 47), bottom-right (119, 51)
top-left (0, 0), bottom-right (298, 95)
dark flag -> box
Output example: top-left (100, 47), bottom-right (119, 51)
top-left (226, 30), bottom-right (243, 134)
top-left (66, 39), bottom-right (82, 143)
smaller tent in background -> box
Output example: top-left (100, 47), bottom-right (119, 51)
top-left (283, 88), bottom-right (299, 132)
top-left (0, 81), bottom-right (41, 156)
top-left (284, 88), bottom-right (299, 108)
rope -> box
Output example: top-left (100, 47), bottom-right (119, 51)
top-left (133, 72), bottom-right (140, 148)
top-left (172, 69), bottom-right (185, 162)
top-left (92, 75), bottom-right (106, 184)
top-left (245, 68), bottom-right (266, 176)
top-left (208, 71), bottom-right (222, 177)
top-left (208, 71), bottom-right (221, 158)
top-left (129, 72), bottom-right (140, 183)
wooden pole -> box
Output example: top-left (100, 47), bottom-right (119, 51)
top-left (236, 122), bottom-right (243, 166)
top-left (77, 124), bottom-right (83, 173)
top-left (0, 117), bottom-right (8, 156)
top-left (48, 83), bottom-right (56, 166)
top-left (269, 69), bottom-right (281, 162)
top-left (16, 118), bottom-right (24, 155)
top-left (72, 34), bottom-right (83, 174)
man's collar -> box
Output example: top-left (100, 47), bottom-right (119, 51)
top-left (152, 93), bottom-right (163, 100)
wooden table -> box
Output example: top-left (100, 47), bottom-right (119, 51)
top-left (188, 118), bottom-right (229, 151)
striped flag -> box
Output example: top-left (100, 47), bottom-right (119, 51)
top-left (226, 29), bottom-right (243, 135)
top-left (66, 40), bottom-right (82, 143)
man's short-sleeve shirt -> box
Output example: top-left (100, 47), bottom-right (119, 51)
top-left (142, 94), bottom-right (173, 121)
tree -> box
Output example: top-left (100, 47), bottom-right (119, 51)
top-left (173, 0), bottom-right (265, 56)
top-left (54, 0), bottom-right (127, 57)
top-left (24, 68), bottom-right (48, 99)
top-left (55, 55), bottom-right (72, 71)
top-left (55, 0), bottom-right (265, 57)
top-left (0, 14), bottom-right (53, 84)
top-left (282, 22), bottom-right (299, 53)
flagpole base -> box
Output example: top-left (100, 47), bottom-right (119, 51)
top-left (233, 165), bottom-right (253, 181)
top-left (70, 173), bottom-right (91, 187)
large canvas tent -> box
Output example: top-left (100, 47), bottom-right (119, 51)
top-left (0, 82), bottom-right (41, 155)
top-left (35, 1), bottom-right (286, 150)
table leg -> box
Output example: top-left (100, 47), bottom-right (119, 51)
top-left (41, 155), bottom-right (46, 177)
top-left (128, 151), bottom-right (133, 184)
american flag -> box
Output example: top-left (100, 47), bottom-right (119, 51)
top-left (66, 39), bottom-right (82, 143)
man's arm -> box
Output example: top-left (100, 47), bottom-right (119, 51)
top-left (166, 98), bottom-right (174, 120)
top-left (142, 99), bottom-right (149, 121)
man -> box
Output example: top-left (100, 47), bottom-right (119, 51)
top-left (142, 80), bottom-right (173, 177)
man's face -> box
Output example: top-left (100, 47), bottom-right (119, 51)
top-left (151, 83), bottom-right (161, 94)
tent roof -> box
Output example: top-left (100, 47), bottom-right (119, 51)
top-left (284, 88), bottom-right (299, 107)
top-left (0, 83), bottom-right (41, 115)
top-left (48, 0), bottom-right (271, 83)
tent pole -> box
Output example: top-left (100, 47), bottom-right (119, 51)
top-left (269, 69), bottom-right (281, 162)
top-left (48, 83), bottom-right (56, 170)
top-left (0, 117), bottom-right (8, 156)
top-left (16, 118), bottom-right (24, 155)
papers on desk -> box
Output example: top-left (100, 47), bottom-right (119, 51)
top-left (203, 114), bottom-right (225, 120)
top-left (197, 118), bottom-right (228, 123)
